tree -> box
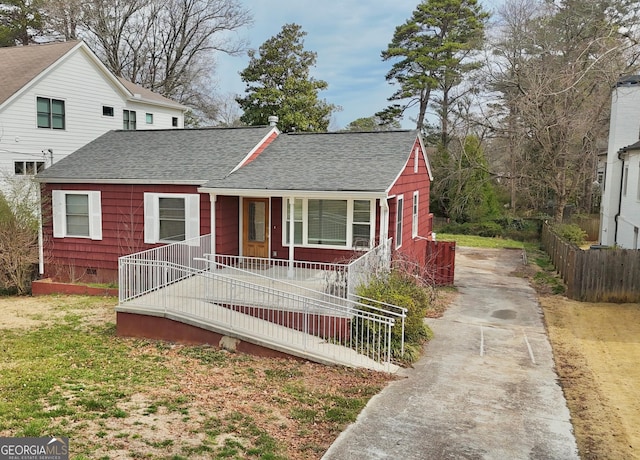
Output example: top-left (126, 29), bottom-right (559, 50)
top-left (0, 176), bottom-right (40, 294)
top-left (236, 23), bottom-right (339, 132)
top-left (486, 0), bottom-right (640, 221)
top-left (35, 0), bottom-right (251, 123)
top-left (379, 0), bottom-right (488, 132)
top-left (343, 116), bottom-right (401, 132)
top-left (0, 0), bottom-right (43, 46)
top-left (211, 92), bottom-right (244, 127)
top-left (431, 135), bottom-right (501, 222)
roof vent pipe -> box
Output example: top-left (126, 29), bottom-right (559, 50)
top-left (268, 115), bottom-right (279, 126)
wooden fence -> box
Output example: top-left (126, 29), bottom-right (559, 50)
top-left (541, 222), bottom-right (640, 303)
top-left (425, 240), bottom-right (456, 286)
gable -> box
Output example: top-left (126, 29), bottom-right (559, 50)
top-left (386, 137), bottom-right (433, 195)
top-left (0, 40), bottom-right (185, 113)
top-left (201, 130), bottom-right (422, 194)
top-left (0, 41), bottom-right (81, 108)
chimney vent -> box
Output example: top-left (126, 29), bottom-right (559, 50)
top-left (268, 115), bottom-right (279, 126)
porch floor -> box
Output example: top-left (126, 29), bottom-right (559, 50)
top-left (117, 273), bottom-right (397, 372)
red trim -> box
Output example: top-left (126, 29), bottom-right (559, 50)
top-left (238, 130), bottom-right (279, 168)
top-left (32, 279), bottom-right (118, 296)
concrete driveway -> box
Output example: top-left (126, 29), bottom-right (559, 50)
top-left (323, 247), bottom-right (579, 460)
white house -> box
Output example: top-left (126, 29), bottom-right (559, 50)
top-left (0, 40), bottom-right (187, 182)
top-left (600, 75), bottom-right (640, 249)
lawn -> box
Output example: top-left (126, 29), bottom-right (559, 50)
top-left (436, 233), bottom-right (537, 250)
top-left (0, 296), bottom-right (394, 459)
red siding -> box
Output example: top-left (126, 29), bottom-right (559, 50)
top-left (388, 139), bottom-right (433, 265)
top-left (215, 195), bottom-right (240, 255)
top-left (42, 183), bottom-right (211, 284)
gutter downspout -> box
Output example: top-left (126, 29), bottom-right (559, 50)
top-left (614, 148), bottom-right (626, 247)
top-left (38, 182), bottom-right (44, 276)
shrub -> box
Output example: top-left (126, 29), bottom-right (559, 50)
top-left (356, 271), bottom-right (433, 364)
top-left (440, 221), bottom-right (503, 237)
top-left (0, 183), bottom-right (40, 295)
top-left (554, 223), bottom-right (587, 246)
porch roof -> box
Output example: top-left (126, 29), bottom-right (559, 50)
top-left (200, 130), bottom-right (419, 194)
top-left (36, 126), bottom-right (276, 184)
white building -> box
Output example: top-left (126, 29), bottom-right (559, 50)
top-left (600, 75), bottom-right (640, 249)
top-left (0, 40), bottom-right (187, 182)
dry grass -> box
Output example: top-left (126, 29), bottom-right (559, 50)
top-left (0, 295), bottom-right (395, 460)
top-left (541, 297), bottom-right (640, 460)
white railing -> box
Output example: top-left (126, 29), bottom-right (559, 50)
top-left (210, 254), bottom-right (351, 298)
top-left (346, 238), bottom-right (392, 299)
top-left (118, 235), bottom-right (404, 370)
top-left (119, 234), bottom-right (212, 302)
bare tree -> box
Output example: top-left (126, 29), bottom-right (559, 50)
top-left (212, 92), bottom-right (243, 127)
top-left (485, 0), bottom-right (640, 220)
top-left (43, 0), bottom-right (251, 121)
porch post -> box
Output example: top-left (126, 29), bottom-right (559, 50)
top-left (380, 199), bottom-right (390, 263)
top-left (288, 197), bottom-right (295, 278)
top-left (380, 199), bottom-right (389, 242)
top-left (210, 194), bottom-right (217, 269)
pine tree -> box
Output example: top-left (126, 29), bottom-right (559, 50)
top-left (236, 23), bottom-right (338, 132)
top-left (379, 0), bottom-right (488, 131)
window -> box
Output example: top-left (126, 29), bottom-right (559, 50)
top-left (37, 97), bottom-right (65, 129)
top-left (352, 200), bottom-right (371, 247)
top-left (284, 198), bottom-right (303, 244)
top-left (123, 110), bottom-right (136, 130)
top-left (146, 113), bottom-right (153, 124)
top-left (14, 161), bottom-right (45, 175)
top-left (396, 195), bottom-right (404, 248)
top-left (102, 106), bottom-right (114, 117)
top-left (158, 197), bottom-right (185, 241)
top-left (623, 165), bottom-right (629, 196)
top-left (283, 198), bottom-right (374, 249)
top-left (172, 117), bottom-right (179, 127)
top-left (308, 199), bottom-right (347, 246)
top-left (412, 191), bottom-right (419, 238)
top-left (52, 190), bottom-right (102, 240)
top-left (414, 147), bottom-right (419, 173)
top-left (144, 193), bottom-right (200, 244)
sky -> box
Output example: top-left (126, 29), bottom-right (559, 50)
top-left (214, 0), bottom-right (504, 130)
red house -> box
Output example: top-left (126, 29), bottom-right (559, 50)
top-left (36, 125), bottom-right (434, 370)
top-left (37, 125), bottom-right (433, 284)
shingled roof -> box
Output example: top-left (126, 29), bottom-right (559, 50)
top-left (37, 128), bottom-right (424, 193)
top-left (0, 40), bottom-right (185, 110)
top-left (0, 40), bottom-right (79, 105)
top-left (36, 127), bottom-right (276, 184)
top-left (201, 130), bottom-right (421, 193)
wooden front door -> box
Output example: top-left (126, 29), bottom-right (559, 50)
top-left (242, 198), bottom-right (269, 258)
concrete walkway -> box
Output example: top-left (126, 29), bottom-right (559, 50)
top-left (323, 247), bottom-right (579, 460)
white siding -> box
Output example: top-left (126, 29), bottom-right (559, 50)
top-left (0, 45), bottom-right (184, 180)
top-left (600, 83), bottom-right (640, 247)
top-left (617, 151), bottom-right (640, 248)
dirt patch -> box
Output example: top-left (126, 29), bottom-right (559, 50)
top-left (0, 296), bottom-right (394, 459)
top-left (541, 296), bottom-right (640, 460)
top-left (0, 295), bottom-right (115, 329)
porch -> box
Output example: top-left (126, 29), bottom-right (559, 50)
top-left (117, 235), bottom-right (404, 372)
